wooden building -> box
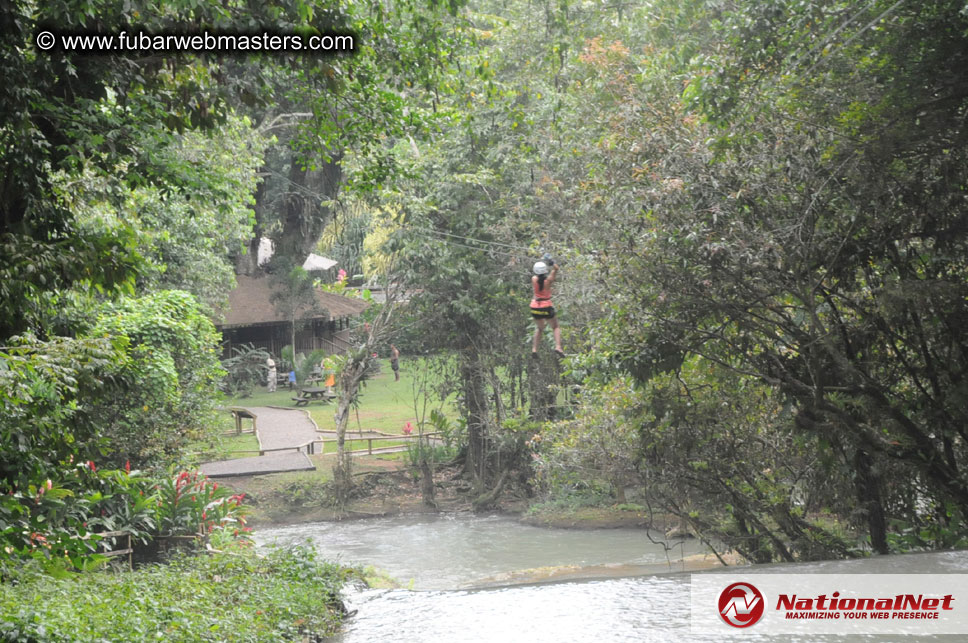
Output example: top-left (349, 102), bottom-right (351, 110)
top-left (216, 275), bottom-right (368, 359)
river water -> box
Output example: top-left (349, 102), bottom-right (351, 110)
top-left (256, 513), bottom-right (968, 642)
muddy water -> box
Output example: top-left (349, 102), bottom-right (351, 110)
top-left (256, 514), bottom-right (968, 642)
top-left (257, 513), bottom-right (711, 589)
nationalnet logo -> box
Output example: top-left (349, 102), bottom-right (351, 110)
top-left (692, 574), bottom-right (968, 635)
top-left (718, 582), bottom-right (764, 628)
top-left (776, 590), bottom-right (954, 621)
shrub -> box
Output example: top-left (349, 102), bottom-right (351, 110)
top-left (220, 343), bottom-right (270, 396)
top-left (155, 471), bottom-right (249, 540)
top-left (87, 290), bottom-right (225, 469)
top-left (0, 462), bottom-right (158, 577)
top-left (0, 545), bottom-right (352, 642)
top-left (1, 465), bottom-right (249, 576)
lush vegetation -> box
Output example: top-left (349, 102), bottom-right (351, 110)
top-left (1, 0), bottom-right (464, 636)
top-left (358, 0), bottom-right (968, 562)
top-left (4, 0), bottom-right (968, 633)
top-left (0, 545), bottom-right (351, 641)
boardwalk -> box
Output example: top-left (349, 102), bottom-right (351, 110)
top-left (200, 406), bottom-right (320, 478)
top-left (247, 406), bottom-right (320, 452)
top-left (199, 406), bottom-right (433, 478)
top-left (200, 451), bottom-right (315, 478)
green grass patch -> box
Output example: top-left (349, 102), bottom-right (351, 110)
top-left (526, 485), bottom-right (615, 516)
top-left (0, 546), bottom-right (353, 642)
top-left (318, 438), bottom-right (410, 454)
top-left (222, 357), bottom-right (457, 437)
top-left (187, 412), bottom-right (261, 463)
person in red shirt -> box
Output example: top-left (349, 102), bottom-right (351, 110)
top-left (530, 258), bottom-right (564, 358)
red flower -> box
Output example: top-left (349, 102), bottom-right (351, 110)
top-left (125, 460), bottom-right (131, 474)
top-left (87, 461), bottom-right (96, 472)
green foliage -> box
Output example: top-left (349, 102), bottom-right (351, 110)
top-left (69, 117), bottom-right (264, 314)
top-left (1, 464), bottom-right (250, 576)
top-left (297, 348), bottom-right (329, 384)
top-left (0, 335), bottom-right (121, 490)
top-left (459, 0), bottom-right (968, 558)
top-left (526, 484), bottom-right (615, 516)
top-left (427, 408), bottom-right (466, 450)
top-left (0, 463), bottom-right (159, 578)
top-left (535, 377), bottom-right (643, 504)
top-left (220, 344), bottom-right (271, 397)
top-left (405, 440), bottom-right (457, 467)
top-left (1, 289), bottom-right (230, 571)
top-left (279, 477), bottom-right (332, 509)
top-left (87, 290), bottom-right (225, 468)
top-left (155, 471), bottom-right (248, 539)
top-left (0, 0), bottom-right (293, 337)
top-left (0, 545), bottom-right (351, 642)
top-left (641, 360), bottom-right (859, 563)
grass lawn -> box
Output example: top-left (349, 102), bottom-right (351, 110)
top-left (186, 358), bottom-right (458, 523)
top-left (223, 357), bottom-right (454, 434)
top-left (191, 357), bottom-right (456, 462)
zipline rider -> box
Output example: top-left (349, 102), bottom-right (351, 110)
top-left (530, 256), bottom-right (565, 358)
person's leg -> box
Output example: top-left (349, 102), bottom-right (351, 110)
top-left (551, 318), bottom-right (563, 354)
top-left (532, 318), bottom-right (546, 354)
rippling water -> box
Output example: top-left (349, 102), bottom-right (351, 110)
top-left (258, 513), bottom-right (709, 589)
top-left (256, 514), bottom-right (968, 643)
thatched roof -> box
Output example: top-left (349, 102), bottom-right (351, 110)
top-left (216, 275), bottom-right (368, 328)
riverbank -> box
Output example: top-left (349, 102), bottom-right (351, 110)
top-left (0, 545), bottom-right (353, 641)
top-left (218, 455), bottom-right (690, 537)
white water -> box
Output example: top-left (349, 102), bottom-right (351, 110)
top-left (256, 514), bottom-right (968, 642)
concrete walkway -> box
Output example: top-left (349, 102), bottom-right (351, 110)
top-left (200, 451), bottom-right (315, 478)
top-left (247, 406), bottom-right (321, 452)
top-left (200, 406), bottom-right (321, 478)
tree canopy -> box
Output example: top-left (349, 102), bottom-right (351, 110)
top-left (3, 0), bottom-right (968, 570)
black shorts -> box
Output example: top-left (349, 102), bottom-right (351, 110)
top-left (390, 359), bottom-right (399, 371)
top-left (530, 305), bottom-right (556, 320)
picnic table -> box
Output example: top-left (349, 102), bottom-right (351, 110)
top-left (292, 386), bottom-right (336, 407)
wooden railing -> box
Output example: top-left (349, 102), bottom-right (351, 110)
top-left (320, 432), bottom-right (442, 456)
top-left (88, 530), bottom-right (133, 570)
top-left (198, 429), bottom-right (442, 462)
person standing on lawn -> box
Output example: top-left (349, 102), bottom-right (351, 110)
top-left (390, 344), bottom-right (401, 381)
top-left (267, 358), bottom-right (277, 392)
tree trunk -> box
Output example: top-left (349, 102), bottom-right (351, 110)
top-left (460, 351), bottom-right (488, 485)
top-left (419, 437), bottom-right (438, 509)
top-left (853, 448), bottom-right (889, 555)
top-left (333, 361), bottom-right (365, 509)
top-left (527, 351), bottom-right (559, 422)
top-left (276, 152), bottom-right (343, 263)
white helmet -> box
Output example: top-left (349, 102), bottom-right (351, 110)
top-left (533, 261), bottom-right (549, 275)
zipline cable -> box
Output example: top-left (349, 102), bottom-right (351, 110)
top-left (406, 224), bottom-right (600, 264)
top-left (786, 0), bottom-right (880, 73)
top-left (799, 0), bottom-right (908, 79)
top-left (407, 226), bottom-right (538, 253)
top-left (411, 231), bottom-right (529, 260)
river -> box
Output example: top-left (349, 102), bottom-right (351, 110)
top-left (256, 513), bottom-right (968, 642)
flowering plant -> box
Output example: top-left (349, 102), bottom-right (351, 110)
top-left (155, 471), bottom-right (249, 540)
